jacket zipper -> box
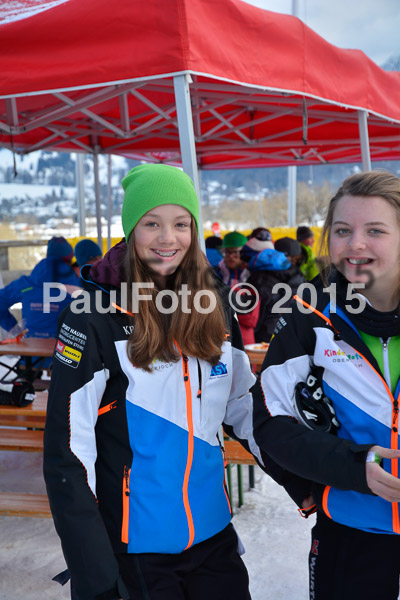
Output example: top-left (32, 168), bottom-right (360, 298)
top-left (98, 400), bottom-right (118, 416)
top-left (121, 465), bottom-right (131, 544)
top-left (380, 338), bottom-right (398, 437)
top-left (173, 343), bottom-right (196, 550)
top-left (380, 338), bottom-right (400, 441)
top-left (197, 359), bottom-right (202, 403)
top-left (196, 359), bottom-right (204, 424)
top-left (340, 343), bottom-right (400, 532)
top-left (181, 353), bottom-right (195, 550)
top-left (381, 338), bottom-right (391, 390)
top-left (216, 431), bottom-right (232, 514)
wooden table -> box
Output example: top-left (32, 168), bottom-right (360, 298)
top-left (0, 337), bottom-right (56, 358)
top-left (0, 337), bottom-right (56, 378)
top-left (0, 337), bottom-right (53, 425)
top-left (245, 348), bottom-right (268, 369)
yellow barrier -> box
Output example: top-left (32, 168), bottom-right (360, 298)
top-left (70, 227), bottom-right (322, 256)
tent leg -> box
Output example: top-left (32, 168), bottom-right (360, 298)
top-left (288, 165), bottom-right (297, 227)
top-left (173, 74), bottom-right (205, 250)
top-left (93, 152), bottom-right (103, 248)
top-left (357, 110), bottom-right (372, 172)
top-left (107, 154), bottom-right (112, 251)
top-left (76, 153), bottom-right (86, 237)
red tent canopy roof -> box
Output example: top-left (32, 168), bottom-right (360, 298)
top-left (0, 0), bottom-right (399, 167)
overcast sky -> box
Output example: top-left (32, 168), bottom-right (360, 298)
top-left (243, 0), bottom-right (400, 66)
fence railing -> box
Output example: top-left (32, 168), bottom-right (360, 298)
top-left (0, 240), bottom-right (49, 271)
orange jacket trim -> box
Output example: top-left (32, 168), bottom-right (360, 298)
top-left (175, 341), bottom-right (195, 550)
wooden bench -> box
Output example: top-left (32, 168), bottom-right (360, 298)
top-left (0, 428), bottom-right (257, 462)
top-left (0, 414), bottom-right (46, 429)
top-left (0, 428), bottom-right (44, 452)
top-left (0, 390), bottom-right (47, 427)
top-left (0, 425), bottom-right (255, 516)
top-left (0, 492), bottom-right (51, 517)
top-left (224, 439), bottom-right (256, 465)
top-left (0, 391), bottom-right (47, 452)
top-left (223, 439), bottom-right (257, 512)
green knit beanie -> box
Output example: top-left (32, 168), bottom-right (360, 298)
top-left (221, 231), bottom-right (248, 248)
top-left (121, 164), bottom-right (199, 241)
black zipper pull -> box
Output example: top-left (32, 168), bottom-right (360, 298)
top-left (124, 466), bottom-right (130, 496)
top-left (183, 354), bottom-right (189, 381)
top-left (197, 359), bottom-right (202, 401)
top-left (393, 399), bottom-right (399, 432)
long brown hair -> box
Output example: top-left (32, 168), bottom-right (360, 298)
top-left (318, 170), bottom-right (400, 284)
top-left (123, 218), bottom-right (227, 371)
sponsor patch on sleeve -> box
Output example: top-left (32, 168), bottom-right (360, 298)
top-left (55, 323), bottom-right (87, 368)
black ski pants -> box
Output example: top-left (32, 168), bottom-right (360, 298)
top-left (309, 512), bottom-right (400, 600)
top-left (116, 523), bottom-right (251, 600)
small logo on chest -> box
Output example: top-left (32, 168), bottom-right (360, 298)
top-left (324, 347), bottom-right (363, 363)
top-left (210, 362), bottom-right (228, 378)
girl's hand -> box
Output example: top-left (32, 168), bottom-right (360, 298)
top-left (298, 494), bottom-right (317, 518)
top-left (301, 494), bottom-right (314, 509)
top-left (366, 445), bottom-right (400, 502)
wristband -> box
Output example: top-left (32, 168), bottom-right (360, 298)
top-left (366, 450), bottom-right (382, 465)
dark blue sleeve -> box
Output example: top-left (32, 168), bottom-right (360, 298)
top-left (0, 277), bottom-right (25, 331)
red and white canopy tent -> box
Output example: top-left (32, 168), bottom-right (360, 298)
top-left (1, 0), bottom-right (400, 243)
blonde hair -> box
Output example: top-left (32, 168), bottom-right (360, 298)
top-left (318, 171), bottom-right (400, 282)
top-left (123, 219), bottom-right (227, 371)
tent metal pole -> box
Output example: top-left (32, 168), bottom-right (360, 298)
top-left (76, 153), bottom-right (86, 237)
top-left (173, 73), bottom-right (205, 250)
top-left (107, 154), bottom-right (112, 251)
top-left (357, 110), bottom-right (372, 171)
top-left (288, 165), bottom-right (297, 227)
top-left (93, 152), bottom-right (103, 248)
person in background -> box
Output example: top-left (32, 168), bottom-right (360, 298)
top-left (274, 236), bottom-right (305, 270)
top-left (216, 230), bottom-right (273, 347)
top-left (205, 235), bottom-right (222, 267)
top-left (254, 171), bottom-right (400, 600)
top-left (235, 231), bottom-right (276, 346)
top-left (213, 231), bottom-right (249, 286)
top-left (73, 239), bottom-right (102, 278)
top-left (44, 164), bottom-right (265, 600)
top-left (0, 236), bottom-right (80, 339)
top-left (243, 236), bottom-right (304, 344)
top-left (296, 225), bottom-right (319, 281)
top-left (247, 227), bottom-right (273, 244)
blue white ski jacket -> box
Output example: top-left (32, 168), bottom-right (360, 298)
top-left (43, 243), bottom-right (262, 600)
top-left (253, 273), bottom-right (400, 536)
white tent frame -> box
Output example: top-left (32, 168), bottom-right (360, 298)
top-left (2, 69), bottom-right (398, 247)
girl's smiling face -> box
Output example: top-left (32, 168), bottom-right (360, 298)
top-left (330, 194), bottom-right (400, 310)
top-left (133, 204), bottom-right (192, 288)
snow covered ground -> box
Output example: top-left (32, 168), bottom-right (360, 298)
top-left (234, 467), bottom-right (313, 600)
top-left (0, 454), bottom-right (313, 600)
